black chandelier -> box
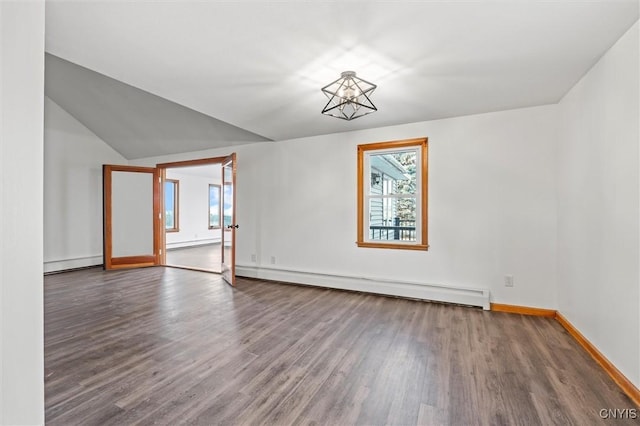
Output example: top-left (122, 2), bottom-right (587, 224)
top-left (321, 71), bottom-right (377, 120)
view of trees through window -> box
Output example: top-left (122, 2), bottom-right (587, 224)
top-left (389, 151), bottom-right (416, 223)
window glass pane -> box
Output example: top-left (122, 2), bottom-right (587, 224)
top-left (164, 181), bottom-right (175, 229)
top-left (368, 197), bottom-right (417, 242)
top-left (369, 150), bottom-right (416, 195)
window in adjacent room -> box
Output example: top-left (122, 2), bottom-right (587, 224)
top-left (357, 137), bottom-right (428, 250)
top-left (209, 184), bottom-right (221, 229)
top-left (164, 179), bottom-right (179, 232)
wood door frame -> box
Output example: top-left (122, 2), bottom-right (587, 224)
top-left (103, 165), bottom-right (161, 269)
top-left (156, 156), bottom-right (230, 268)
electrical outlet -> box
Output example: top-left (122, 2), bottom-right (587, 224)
top-left (270, 256), bottom-right (276, 265)
top-left (504, 275), bottom-right (514, 287)
top-left (251, 254), bottom-right (257, 262)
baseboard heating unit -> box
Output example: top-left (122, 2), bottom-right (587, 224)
top-left (236, 265), bottom-right (490, 310)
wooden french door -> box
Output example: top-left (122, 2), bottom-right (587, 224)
top-left (221, 153), bottom-right (237, 286)
top-left (103, 165), bottom-right (161, 269)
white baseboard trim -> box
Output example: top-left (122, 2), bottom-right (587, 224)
top-left (236, 264), bottom-right (490, 310)
top-left (166, 239), bottom-right (220, 250)
top-left (44, 255), bottom-right (103, 273)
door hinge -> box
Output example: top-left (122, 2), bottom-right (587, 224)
top-left (159, 249), bottom-right (162, 255)
top-left (159, 213), bottom-right (162, 219)
top-left (158, 177), bottom-right (161, 183)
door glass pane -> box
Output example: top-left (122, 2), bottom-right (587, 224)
top-left (208, 184), bottom-right (221, 229)
top-left (223, 182), bottom-right (233, 228)
top-left (164, 180), bottom-right (178, 231)
top-left (222, 157), bottom-right (236, 286)
top-left (112, 171), bottom-right (154, 256)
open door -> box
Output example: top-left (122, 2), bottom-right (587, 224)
top-left (221, 154), bottom-right (237, 286)
top-left (103, 165), bottom-right (161, 269)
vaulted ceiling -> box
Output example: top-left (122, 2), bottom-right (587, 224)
top-left (45, 1), bottom-right (639, 159)
top-left (45, 54), bottom-right (270, 159)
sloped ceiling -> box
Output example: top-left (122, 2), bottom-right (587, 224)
top-left (45, 54), bottom-right (270, 159)
top-left (45, 1), bottom-right (639, 155)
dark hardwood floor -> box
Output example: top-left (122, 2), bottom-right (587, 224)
top-left (45, 267), bottom-right (636, 425)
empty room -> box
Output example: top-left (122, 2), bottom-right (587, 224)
top-left (1, 1), bottom-right (639, 424)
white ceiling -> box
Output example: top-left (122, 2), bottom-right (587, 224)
top-left (45, 1), bottom-right (639, 145)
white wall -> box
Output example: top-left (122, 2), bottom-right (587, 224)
top-left (44, 97), bottom-right (128, 272)
top-left (166, 167), bottom-right (222, 249)
top-left (134, 104), bottom-right (559, 309)
top-left (557, 22), bottom-right (639, 387)
top-left (262, 106), bottom-right (558, 308)
top-left (0, 2), bottom-right (45, 424)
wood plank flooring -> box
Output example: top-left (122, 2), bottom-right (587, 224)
top-left (165, 243), bottom-right (222, 273)
top-left (45, 267), bottom-right (637, 425)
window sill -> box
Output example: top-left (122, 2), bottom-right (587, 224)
top-left (356, 242), bottom-right (429, 251)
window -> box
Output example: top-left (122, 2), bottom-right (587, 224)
top-left (208, 184), bottom-right (221, 229)
top-left (357, 137), bottom-right (428, 250)
top-left (164, 179), bottom-right (179, 232)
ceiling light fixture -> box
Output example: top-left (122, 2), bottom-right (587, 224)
top-left (321, 71), bottom-right (377, 121)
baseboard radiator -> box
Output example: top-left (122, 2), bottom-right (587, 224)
top-left (166, 239), bottom-right (221, 250)
top-left (44, 255), bottom-right (103, 274)
top-left (236, 264), bottom-right (491, 310)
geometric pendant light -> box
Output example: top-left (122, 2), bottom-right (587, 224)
top-left (321, 71), bottom-right (377, 120)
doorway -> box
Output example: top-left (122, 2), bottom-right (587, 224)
top-left (102, 154), bottom-right (238, 286)
top-left (157, 154), bottom-right (237, 285)
top-left (162, 163), bottom-right (222, 273)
